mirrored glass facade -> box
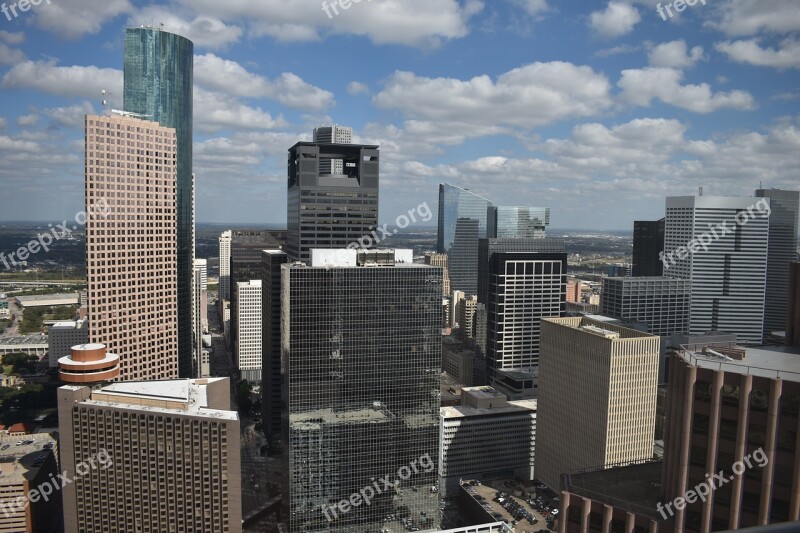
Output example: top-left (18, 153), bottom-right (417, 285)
top-left (437, 184), bottom-right (491, 295)
top-left (487, 206), bottom-right (550, 239)
top-left (123, 27), bottom-right (194, 377)
top-left (281, 260), bottom-right (442, 532)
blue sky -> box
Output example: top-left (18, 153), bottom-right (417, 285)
top-left (0, 0), bottom-right (798, 229)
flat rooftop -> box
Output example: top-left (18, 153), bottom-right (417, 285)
top-left (0, 335), bottom-right (48, 346)
top-left (442, 399), bottom-right (537, 419)
top-left (679, 344), bottom-right (800, 380)
top-left (15, 293), bottom-right (78, 305)
top-left (563, 460), bottom-right (663, 519)
top-left (77, 378), bottom-right (237, 421)
top-left (0, 433), bottom-right (57, 485)
top-left (463, 386), bottom-right (506, 401)
top-left (290, 406), bottom-right (392, 430)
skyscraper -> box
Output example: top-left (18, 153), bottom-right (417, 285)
top-left (601, 277), bottom-right (690, 337)
top-left (228, 230), bottom-right (281, 350)
top-left (478, 238), bottom-right (567, 379)
top-left (424, 252), bottom-right (451, 297)
top-left (790, 262), bottom-right (800, 347)
top-left (281, 249), bottom-right (441, 532)
top-left (287, 142), bottom-right (379, 262)
top-left (632, 219), bottom-right (665, 277)
top-left (438, 184), bottom-right (492, 295)
top-left (662, 343), bottom-right (800, 530)
top-left (536, 317), bottom-right (659, 491)
top-left (219, 230), bottom-right (232, 301)
top-left (755, 188), bottom-right (800, 335)
top-left (58, 378), bottom-right (241, 533)
top-left (261, 249), bottom-right (289, 450)
top-left (193, 259), bottom-right (209, 377)
top-left (124, 26), bottom-right (194, 378)
top-left (664, 196), bottom-right (769, 344)
top-left (235, 279), bottom-right (262, 382)
top-left (313, 124), bottom-right (353, 175)
top-left (487, 206), bottom-right (550, 238)
top-left (85, 113), bottom-right (178, 380)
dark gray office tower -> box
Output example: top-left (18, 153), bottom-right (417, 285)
top-left (487, 206), bottom-right (550, 238)
top-left (632, 219), bottom-right (665, 277)
top-left (287, 142), bottom-right (379, 263)
top-left (281, 249), bottom-right (441, 533)
top-left (478, 238), bottom-right (567, 379)
top-left (601, 277), bottom-right (690, 337)
top-left (229, 230), bottom-right (282, 355)
top-left (437, 184), bottom-right (492, 295)
top-left (123, 27), bottom-right (194, 377)
top-left (756, 188), bottom-right (800, 335)
top-left (261, 249), bottom-right (288, 450)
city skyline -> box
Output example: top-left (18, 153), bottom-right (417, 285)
top-left (0, 2), bottom-right (799, 229)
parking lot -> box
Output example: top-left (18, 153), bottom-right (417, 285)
top-left (462, 480), bottom-right (558, 532)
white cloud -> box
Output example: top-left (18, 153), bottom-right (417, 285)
top-left (193, 88), bottom-right (288, 133)
top-left (128, 7), bottom-right (243, 49)
top-left (512, 0), bottom-right (550, 18)
top-left (618, 67), bottom-right (755, 113)
top-left (33, 0), bottom-right (131, 39)
top-left (590, 1), bottom-right (641, 38)
top-left (42, 102), bottom-right (96, 128)
top-left (0, 43), bottom-right (25, 66)
top-left (711, 0), bottom-right (800, 37)
top-left (373, 62), bottom-right (613, 130)
top-left (1, 60), bottom-right (123, 104)
top-left (648, 40), bottom-right (705, 69)
top-left (595, 44), bottom-right (639, 58)
top-left (16, 114), bottom-right (39, 127)
top-left (173, 0), bottom-right (484, 47)
top-left (347, 81), bottom-right (370, 96)
top-left (0, 31), bottom-right (24, 45)
top-left (716, 38), bottom-right (800, 70)
top-left (194, 53), bottom-right (335, 111)
top-left (0, 117), bottom-right (6, 129)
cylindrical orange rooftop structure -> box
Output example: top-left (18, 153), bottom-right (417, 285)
top-left (58, 343), bottom-right (120, 383)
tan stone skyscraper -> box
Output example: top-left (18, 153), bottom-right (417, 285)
top-left (85, 113), bottom-right (178, 380)
top-left (536, 317), bottom-right (659, 490)
top-left (58, 378), bottom-right (241, 533)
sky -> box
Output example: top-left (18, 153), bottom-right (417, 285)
top-left (0, 0), bottom-right (798, 230)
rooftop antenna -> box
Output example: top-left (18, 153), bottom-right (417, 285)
top-left (159, 22), bottom-right (164, 31)
top-left (699, 186), bottom-right (703, 197)
top-left (101, 90), bottom-right (111, 116)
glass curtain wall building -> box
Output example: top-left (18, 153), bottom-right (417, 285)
top-left (755, 189), bottom-right (800, 336)
top-left (281, 250), bottom-right (441, 532)
top-left (487, 206), bottom-right (550, 238)
top-left (437, 184), bottom-right (492, 295)
top-left (123, 27), bottom-right (194, 377)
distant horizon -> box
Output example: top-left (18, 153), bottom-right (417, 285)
top-left (0, 220), bottom-right (640, 234)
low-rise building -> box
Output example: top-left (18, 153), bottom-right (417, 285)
top-left (440, 387), bottom-right (536, 495)
top-left (47, 320), bottom-right (89, 368)
top-left (14, 293), bottom-right (79, 308)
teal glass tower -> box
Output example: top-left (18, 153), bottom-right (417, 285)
top-left (123, 27), bottom-right (194, 377)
